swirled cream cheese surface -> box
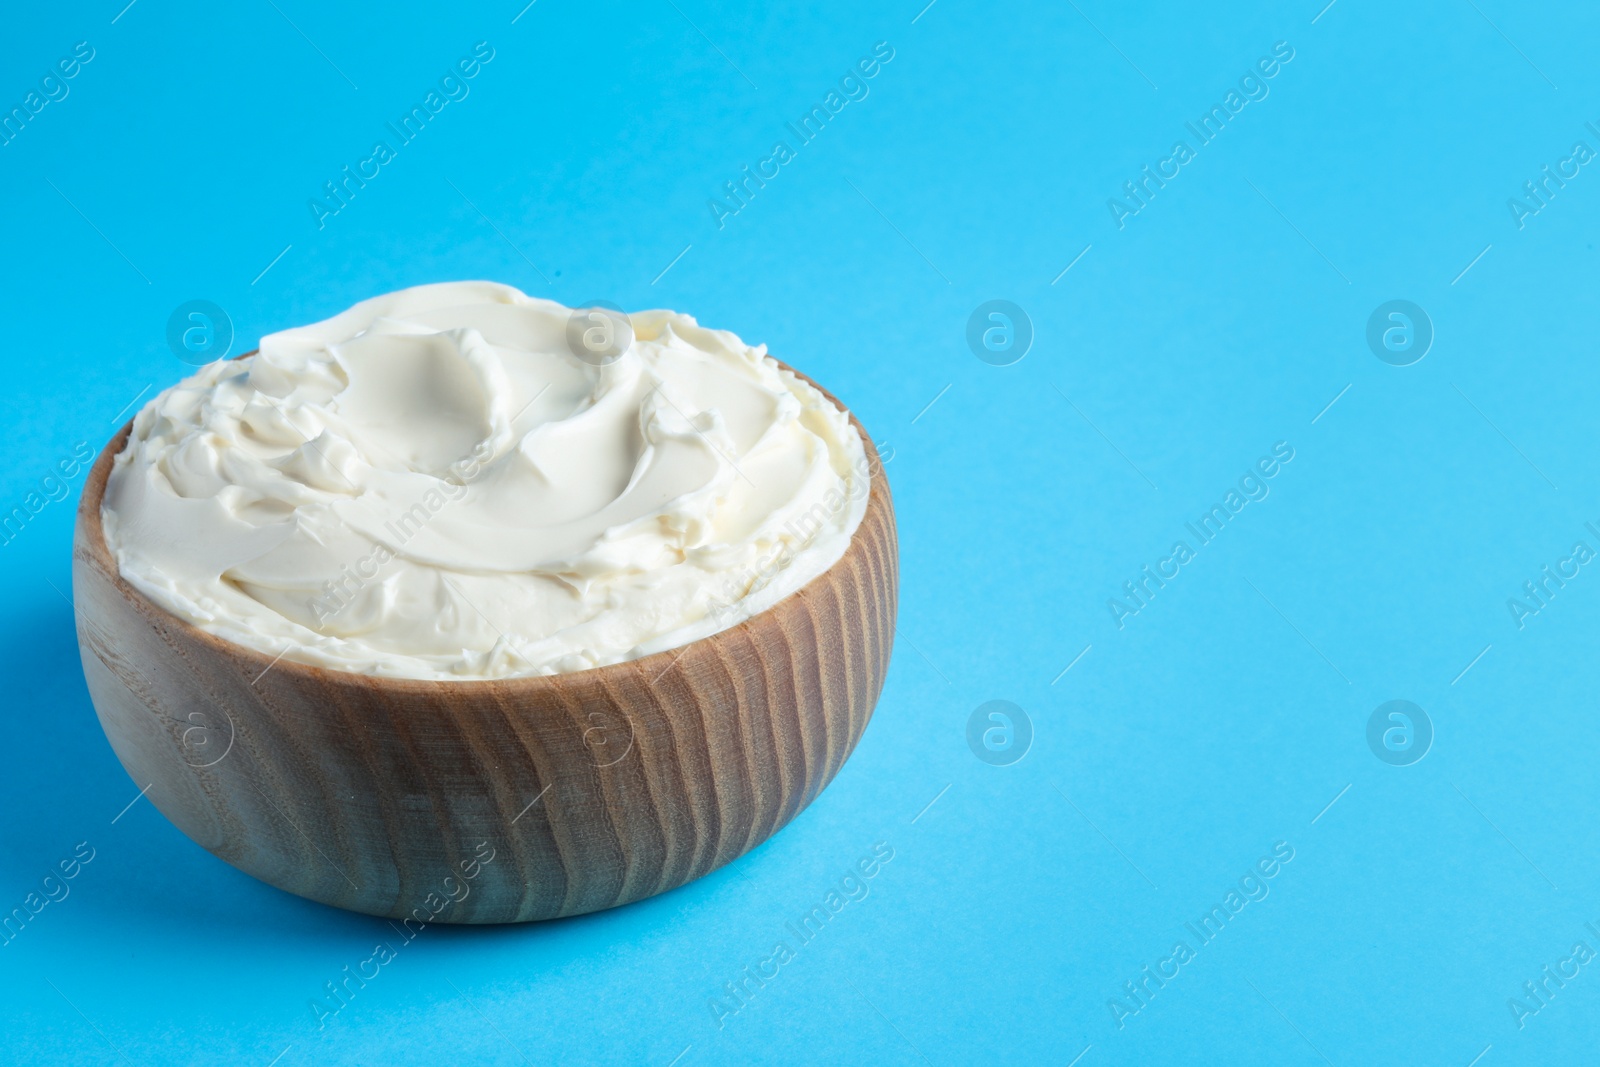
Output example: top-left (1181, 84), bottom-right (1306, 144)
top-left (103, 282), bottom-right (871, 679)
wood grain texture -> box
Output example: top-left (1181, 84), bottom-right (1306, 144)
top-left (71, 363), bottom-right (897, 923)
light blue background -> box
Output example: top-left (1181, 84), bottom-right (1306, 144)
top-left (2, 0), bottom-right (1597, 1063)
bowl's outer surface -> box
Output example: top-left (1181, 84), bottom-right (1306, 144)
top-left (71, 363), bottom-right (897, 923)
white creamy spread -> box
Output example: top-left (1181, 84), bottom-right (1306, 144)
top-left (102, 282), bottom-right (871, 680)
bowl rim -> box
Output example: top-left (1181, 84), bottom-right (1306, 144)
top-left (75, 353), bottom-right (892, 695)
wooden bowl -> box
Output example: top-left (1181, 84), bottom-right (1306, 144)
top-left (71, 363), bottom-right (896, 923)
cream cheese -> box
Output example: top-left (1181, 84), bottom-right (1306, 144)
top-left (102, 282), bottom-right (871, 680)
